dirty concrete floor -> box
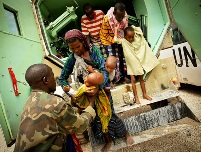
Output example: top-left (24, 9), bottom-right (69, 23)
top-left (81, 83), bottom-right (201, 152)
top-left (4, 84), bottom-right (201, 152)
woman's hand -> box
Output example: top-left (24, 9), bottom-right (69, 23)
top-left (85, 87), bottom-right (99, 108)
top-left (87, 65), bottom-right (95, 73)
top-left (84, 87), bottom-right (99, 97)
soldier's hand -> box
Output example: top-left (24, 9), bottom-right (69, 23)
top-left (63, 85), bottom-right (70, 92)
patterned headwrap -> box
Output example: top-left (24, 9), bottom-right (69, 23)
top-left (64, 29), bottom-right (89, 51)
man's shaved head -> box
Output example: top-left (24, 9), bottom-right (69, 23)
top-left (25, 64), bottom-right (52, 89)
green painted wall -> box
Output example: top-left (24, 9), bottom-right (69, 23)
top-left (133, 0), bottom-right (170, 54)
top-left (145, 0), bottom-right (166, 48)
top-left (36, 0), bottom-right (135, 59)
top-left (0, 0), bottom-right (44, 144)
top-left (169, 0), bottom-right (201, 60)
top-left (0, 95), bottom-right (10, 143)
top-left (133, 0), bottom-right (147, 18)
top-left (0, 0), bottom-right (192, 145)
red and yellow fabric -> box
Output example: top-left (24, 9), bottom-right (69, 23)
top-left (99, 15), bottom-right (115, 46)
top-left (75, 85), bottom-right (112, 133)
top-left (100, 7), bottom-right (128, 46)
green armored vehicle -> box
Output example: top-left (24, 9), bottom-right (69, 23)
top-left (0, 0), bottom-right (201, 151)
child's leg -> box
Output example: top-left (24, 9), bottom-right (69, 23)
top-left (139, 75), bottom-right (152, 101)
top-left (125, 131), bottom-right (135, 146)
top-left (131, 75), bottom-right (140, 104)
top-left (101, 133), bottom-right (112, 152)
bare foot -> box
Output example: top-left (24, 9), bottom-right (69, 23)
top-left (125, 131), bottom-right (135, 146)
top-left (135, 96), bottom-right (140, 104)
top-left (101, 141), bottom-right (112, 152)
top-left (143, 94), bottom-right (152, 101)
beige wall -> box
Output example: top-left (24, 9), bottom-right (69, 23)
top-left (43, 59), bottom-right (62, 78)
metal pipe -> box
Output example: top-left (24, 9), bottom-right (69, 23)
top-left (73, 0), bottom-right (79, 10)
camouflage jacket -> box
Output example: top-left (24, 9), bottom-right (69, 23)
top-left (14, 90), bottom-right (95, 152)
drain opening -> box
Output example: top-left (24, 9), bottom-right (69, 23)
top-left (90, 96), bottom-right (199, 146)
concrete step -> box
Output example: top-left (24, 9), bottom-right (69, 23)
top-left (0, 125), bottom-right (15, 152)
top-left (90, 101), bottom-right (189, 145)
top-left (110, 83), bottom-right (179, 112)
top-left (0, 125), bottom-right (7, 152)
top-left (92, 117), bottom-right (201, 152)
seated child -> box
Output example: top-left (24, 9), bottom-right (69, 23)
top-left (114, 25), bottom-right (160, 104)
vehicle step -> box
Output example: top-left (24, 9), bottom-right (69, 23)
top-left (0, 125), bottom-right (15, 152)
top-left (111, 83), bottom-right (179, 112)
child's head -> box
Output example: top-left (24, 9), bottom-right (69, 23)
top-left (105, 56), bottom-right (117, 73)
top-left (114, 2), bottom-right (126, 22)
top-left (84, 72), bottom-right (104, 87)
top-left (124, 26), bottom-right (135, 43)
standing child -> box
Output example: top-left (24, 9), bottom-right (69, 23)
top-left (104, 56), bottom-right (117, 89)
top-left (114, 26), bottom-right (160, 104)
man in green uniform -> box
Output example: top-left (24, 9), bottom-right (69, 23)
top-left (14, 63), bottom-right (96, 152)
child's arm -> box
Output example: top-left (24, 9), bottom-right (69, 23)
top-left (114, 25), bottom-right (118, 37)
top-left (63, 85), bottom-right (70, 92)
top-left (87, 65), bottom-right (96, 73)
top-left (110, 82), bottom-right (116, 89)
top-left (114, 25), bottom-right (122, 44)
top-left (62, 86), bottom-right (77, 106)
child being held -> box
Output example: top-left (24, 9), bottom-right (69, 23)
top-left (62, 53), bottom-right (100, 95)
top-left (67, 72), bottom-right (104, 103)
top-left (114, 25), bottom-right (160, 104)
top-left (84, 72), bottom-right (104, 88)
top-left (85, 55), bottom-right (117, 90)
top-left (74, 72), bottom-right (113, 135)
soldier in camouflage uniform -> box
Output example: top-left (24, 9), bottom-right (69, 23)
top-left (14, 64), bottom-right (96, 152)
